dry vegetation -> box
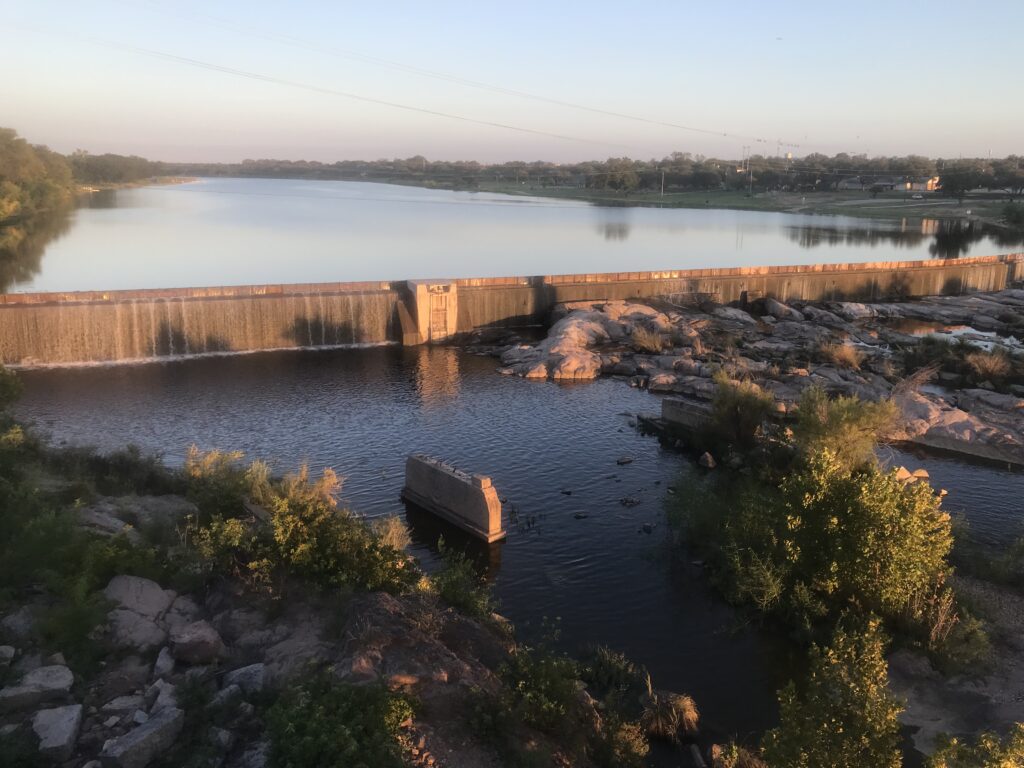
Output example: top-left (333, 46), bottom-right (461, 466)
top-left (818, 341), bottom-right (865, 370)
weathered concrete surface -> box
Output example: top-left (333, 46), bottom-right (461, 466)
top-left (662, 397), bottom-right (713, 432)
top-left (2, 254), bottom-right (1020, 366)
top-left (402, 454), bottom-right (506, 542)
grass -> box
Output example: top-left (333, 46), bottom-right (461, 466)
top-left (630, 325), bottom-right (665, 353)
top-left (818, 341), bottom-right (865, 370)
top-left (964, 350), bottom-right (1012, 382)
top-left (471, 181), bottom-right (1014, 222)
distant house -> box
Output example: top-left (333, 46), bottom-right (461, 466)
top-left (836, 175), bottom-right (938, 192)
top-left (905, 176), bottom-right (940, 192)
top-left (836, 176), bottom-right (899, 191)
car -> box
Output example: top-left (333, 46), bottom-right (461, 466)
top-left (911, 193), bottom-right (924, 199)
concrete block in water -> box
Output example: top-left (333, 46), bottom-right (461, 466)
top-left (402, 455), bottom-right (506, 543)
top-left (661, 397), bottom-right (712, 432)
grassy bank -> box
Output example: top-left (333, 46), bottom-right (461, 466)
top-left (470, 180), bottom-right (1018, 224)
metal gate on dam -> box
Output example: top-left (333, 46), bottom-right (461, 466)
top-left (1, 254), bottom-right (1021, 366)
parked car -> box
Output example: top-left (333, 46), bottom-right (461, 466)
top-left (911, 193), bottom-right (924, 199)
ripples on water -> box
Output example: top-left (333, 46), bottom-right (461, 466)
top-left (15, 346), bottom-right (1022, 742)
top-left (16, 346), bottom-right (787, 737)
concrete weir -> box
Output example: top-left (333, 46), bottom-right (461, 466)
top-left (1, 254), bottom-right (1021, 366)
top-left (401, 454), bottom-right (506, 543)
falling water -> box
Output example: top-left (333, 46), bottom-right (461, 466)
top-left (0, 290), bottom-right (401, 366)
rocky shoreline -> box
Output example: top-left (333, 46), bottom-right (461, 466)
top-left (488, 288), bottom-right (1024, 466)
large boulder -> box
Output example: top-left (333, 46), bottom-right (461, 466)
top-left (0, 665), bottom-right (74, 713)
top-left (764, 297), bottom-right (804, 322)
top-left (32, 704), bottom-right (83, 761)
top-left (222, 663), bottom-right (266, 695)
top-left (100, 706), bottom-right (184, 768)
top-left (169, 621), bottom-right (223, 665)
top-left (104, 577), bottom-right (176, 653)
top-left (550, 350), bottom-right (601, 381)
top-left (104, 577), bottom-right (175, 619)
top-left (712, 306), bottom-right (757, 325)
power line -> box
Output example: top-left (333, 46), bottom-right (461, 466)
top-left (7, 22), bottom-right (626, 151)
top-left (130, 0), bottom-right (807, 150)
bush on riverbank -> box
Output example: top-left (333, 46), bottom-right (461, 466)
top-left (267, 677), bottom-right (414, 768)
top-left (762, 619), bottom-right (902, 768)
top-left (706, 372), bottom-right (775, 452)
top-left (928, 723), bottom-right (1024, 767)
top-left (185, 449), bottom-right (417, 594)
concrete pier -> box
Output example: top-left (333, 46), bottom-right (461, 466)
top-left (401, 454), bottom-right (506, 543)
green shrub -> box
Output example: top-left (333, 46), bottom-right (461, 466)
top-left (707, 372), bottom-right (775, 450)
top-left (433, 540), bottom-right (494, 619)
top-left (792, 386), bottom-right (897, 471)
top-left (678, 448), bottom-right (955, 634)
top-left (500, 646), bottom-right (581, 735)
top-left (594, 715), bottom-right (649, 768)
top-left (928, 723), bottom-right (1024, 767)
top-left (184, 453), bottom-right (417, 595)
top-left (579, 645), bottom-right (647, 707)
top-left (184, 445), bottom-right (249, 521)
top-left (267, 678), bottom-right (413, 768)
top-left (762, 619), bottom-right (902, 768)
top-left (713, 743), bottom-right (768, 768)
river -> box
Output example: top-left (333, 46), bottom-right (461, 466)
top-left (14, 345), bottom-right (1024, 747)
top-left (2, 177), bottom-right (1020, 293)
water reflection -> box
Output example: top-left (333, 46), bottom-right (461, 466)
top-left (787, 218), bottom-right (1024, 260)
top-left (0, 205), bottom-right (75, 293)
top-left (413, 346), bottom-right (461, 407)
top-left (594, 208), bottom-right (631, 241)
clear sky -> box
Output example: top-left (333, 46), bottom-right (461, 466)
top-left (2, 0), bottom-right (1021, 163)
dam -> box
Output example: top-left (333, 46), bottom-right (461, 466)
top-left (2, 253), bottom-right (1021, 366)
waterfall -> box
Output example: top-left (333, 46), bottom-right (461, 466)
top-left (0, 288), bottom-right (401, 366)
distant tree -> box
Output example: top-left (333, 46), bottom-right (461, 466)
top-left (939, 160), bottom-right (988, 203)
top-left (0, 127), bottom-right (72, 222)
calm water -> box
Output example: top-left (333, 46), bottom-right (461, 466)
top-left (4, 177), bottom-right (1020, 293)
top-left (15, 346), bottom-right (1024, 744)
top-left (16, 346), bottom-right (786, 741)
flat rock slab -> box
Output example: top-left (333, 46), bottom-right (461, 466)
top-left (33, 703), bottom-right (83, 761)
top-left (0, 665), bottom-right (74, 713)
top-left (100, 706), bottom-right (184, 768)
top-left (104, 576), bottom-right (175, 619)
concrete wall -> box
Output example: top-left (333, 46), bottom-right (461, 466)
top-left (401, 454), bottom-right (506, 543)
top-left (2, 254), bottom-right (1021, 365)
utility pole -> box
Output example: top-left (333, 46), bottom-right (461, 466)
top-left (660, 168), bottom-right (665, 197)
top-left (748, 154), bottom-right (754, 196)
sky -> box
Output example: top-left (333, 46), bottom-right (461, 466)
top-left (2, 0), bottom-right (1022, 164)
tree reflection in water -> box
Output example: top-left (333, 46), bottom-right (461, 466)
top-left (0, 205), bottom-right (75, 293)
top-left (787, 219), bottom-right (1024, 260)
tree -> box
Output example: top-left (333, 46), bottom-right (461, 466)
top-left (762, 620), bottom-right (902, 768)
top-left (928, 724), bottom-right (1024, 768)
top-left (939, 160), bottom-right (987, 203)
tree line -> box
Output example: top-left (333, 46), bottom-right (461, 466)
top-left (3, 123), bottom-right (1024, 227)
top-left (0, 128), bottom-right (161, 224)
top-left (164, 152), bottom-right (1024, 199)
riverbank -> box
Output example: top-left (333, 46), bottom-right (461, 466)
top-left (0, 404), bottom-right (712, 768)
top-left (461, 181), bottom-right (1020, 226)
top-left (75, 176), bottom-right (198, 195)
